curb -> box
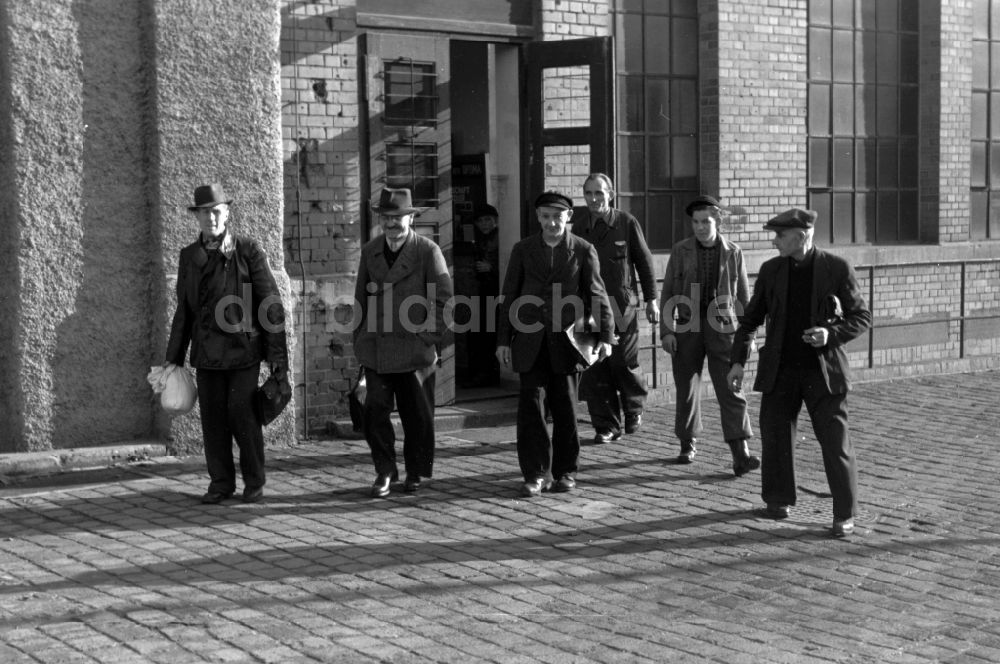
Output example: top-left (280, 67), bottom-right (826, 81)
top-left (326, 397), bottom-right (519, 439)
top-left (0, 442), bottom-right (169, 482)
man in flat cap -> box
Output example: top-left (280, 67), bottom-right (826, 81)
top-left (571, 173), bottom-right (658, 444)
top-left (496, 191), bottom-right (615, 497)
top-left (658, 195), bottom-right (760, 477)
top-left (353, 187), bottom-right (454, 498)
top-left (726, 208), bottom-right (871, 537)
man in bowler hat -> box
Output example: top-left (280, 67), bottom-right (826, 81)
top-left (726, 208), bottom-right (871, 537)
top-left (353, 187), bottom-right (453, 497)
top-left (165, 183), bottom-right (288, 505)
top-left (496, 191), bottom-right (614, 497)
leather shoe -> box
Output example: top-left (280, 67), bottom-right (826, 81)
top-left (831, 518), bottom-right (855, 537)
top-left (371, 472), bottom-right (396, 498)
top-left (520, 477), bottom-right (552, 497)
top-left (551, 474), bottom-right (576, 493)
top-left (677, 439), bottom-right (697, 463)
top-left (242, 487), bottom-right (264, 503)
top-left (404, 474), bottom-right (422, 493)
top-left (593, 429), bottom-right (621, 445)
top-left (728, 439), bottom-right (761, 477)
top-left (200, 490), bottom-right (233, 505)
top-left (624, 413), bottom-right (642, 434)
top-left (764, 503), bottom-right (790, 519)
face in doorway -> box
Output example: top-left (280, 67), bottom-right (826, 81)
top-left (690, 207), bottom-right (720, 247)
top-left (583, 176), bottom-right (614, 218)
top-left (536, 206), bottom-right (571, 243)
top-left (380, 212), bottom-right (414, 244)
top-left (474, 214), bottom-right (497, 236)
top-left (772, 228), bottom-right (808, 259)
top-left (196, 204), bottom-right (229, 239)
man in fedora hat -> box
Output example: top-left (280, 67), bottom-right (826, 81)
top-left (658, 194), bottom-right (759, 477)
top-left (726, 208), bottom-right (871, 537)
top-left (165, 183), bottom-right (289, 505)
top-left (353, 187), bottom-right (453, 497)
top-left (496, 190), bottom-right (614, 497)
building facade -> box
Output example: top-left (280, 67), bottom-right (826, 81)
top-left (1, 0), bottom-right (997, 452)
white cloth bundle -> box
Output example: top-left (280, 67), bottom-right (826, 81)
top-left (147, 364), bottom-right (197, 415)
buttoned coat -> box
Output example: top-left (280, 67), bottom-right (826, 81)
top-left (571, 207), bottom-right (656, 332)
top-left (658, 235), bottom-right (750, 336)
top-left (497, 232), bottom-right (614, 374)
top-left (166, 234), bottom-right (287, 370)
top-left (353, 232), bottom-right (454, 374)
top-left (731, 248), bottom-right (872, 395)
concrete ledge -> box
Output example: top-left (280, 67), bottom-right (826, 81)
top-left (0, 442), bottom-right (169, 481)
top-left (326, 397), bottom-right (519, 440)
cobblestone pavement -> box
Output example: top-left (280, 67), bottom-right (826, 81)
top-left (1, 371), bottom-right (999, 663)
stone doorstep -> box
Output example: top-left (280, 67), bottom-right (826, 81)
top-left (0, 442), bottom-right (168, 481)
top-left (326, 395), bottom-right (519, 440)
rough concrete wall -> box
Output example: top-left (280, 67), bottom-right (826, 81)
top-left (149, 0), bottom-right (294, 453)
top-left (0, 0), bottom-right (152, 451)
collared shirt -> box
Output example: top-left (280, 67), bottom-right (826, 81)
top-left (695, 238), bottom-right (720, 310)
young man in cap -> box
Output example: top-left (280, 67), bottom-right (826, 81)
top-left (496, 191), bottom-right (615, 497)
top-left (165, 183), bottom-right (289, 505)
top-left (571, 173), bottom-right (658, 444)
top-left (726, 208), bottom-right (871, 537)
top-left (659, 195), bottom-right (759, 476)
top-left (353, 187), bottom-right (454, 497)
top-left (466, 203), bottom-right (501, 387)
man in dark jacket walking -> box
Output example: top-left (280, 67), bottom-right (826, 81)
top-left (572, 173), bottom-right (658, 444)
top-left (727, 208), bottom-right (871, 537)
top-left (166, 184), bottom-right (288, 505)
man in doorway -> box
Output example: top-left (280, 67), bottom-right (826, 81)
top-left (353, 187), bottom-right (453, 498)
top-left (466, 203), bottom-right (501, 387)
top-left (659, 195), bottom-right (759, 476)
top-left (726, 208), bottom-right (871, 537)
top-left (572, 173), bottom-right (658, 444)
top-left (496, 191), bottom-right (614, 497)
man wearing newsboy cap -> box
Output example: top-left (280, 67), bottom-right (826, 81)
top-left (726, 208), bottom-right (871, 537)
top-left (353, 187), bottom-right (454, 498)
top-left (496, 191), bottom-right (615, 498)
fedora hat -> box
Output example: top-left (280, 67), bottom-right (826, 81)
top-left (372, 188), bottom-right (423, 216)
top-left (188, 183), bottom-right (233, 211)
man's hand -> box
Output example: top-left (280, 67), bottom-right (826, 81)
top-left (596, 341), bottom-right (613, 361)
top-left (496, 345), bottom-right (511, 367)
top-left (645, 300), bottom-right (660, 325)
top-left (475, 260), bottom-right (492, 273)
top-left (802, 326), bottom-right (829, 348)
top-left (661, 334), bottom-right (677, 355)
top-left (726, 364), bottom-right (745, 393)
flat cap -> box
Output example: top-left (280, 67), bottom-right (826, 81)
top-left (685, 194), bottom-right (721, 217)
top-left (534, 191), bottom-right (573, 210)
top-left (474, 203), bottom-right (499, 219)
top-left (764, 208), bottom-right (817, 230)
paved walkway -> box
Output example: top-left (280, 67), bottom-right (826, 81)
top-left (1, 371), bottom-right (999, 663)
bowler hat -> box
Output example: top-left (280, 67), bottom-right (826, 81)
top-left (188, 184), bottom-right (233, 211)
top-left (474, 203), bottom-right (499, 219)
top-left (534, 191), bottom-right (573, 210)
top-left (764, 208), bottom-right (818, 230)
top-left (685, 194), bottom-right (721, 217)
top-left (372, 188), bottom-right (423, 216)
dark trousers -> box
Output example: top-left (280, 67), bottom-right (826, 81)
top-left (759, 365), bottom-right (858, 521)
top-left (363, 367), bottom-right (436, 479)
top-left (671, 318), bottom-right (753, 443)
top-left (517, 338), bottom-right (580, 482)
top-left (196, 364), bottom-right (265, 493)
top-left (580, 316), bottom-right (647, 434)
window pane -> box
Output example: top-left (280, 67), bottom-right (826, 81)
top-left (972, 141), bottom-right (988, 188)
top-left (992, 43), bottom-right (1000, 89)
top-left (856, 138), bottom-right (877, 187)
top-left (876, 191), bottom-right (898, 243)
top-left (810, 138), bottom-right (831, 187)
top-left (876, 34), bottom-right (898, 84)
top-left (992, 92), bottom-right (1000, 137)
top-left (810, 28), bottom-right (832, 80)
top-left (810, 0), bottom-right (832, 26)
top-left (620, 75), bottom-right (644, 131)
top-left (876, 0), bottom-right (898, 31)
top-left (670, 0), bottom-right (697, 17)
top-left (877, 85), bottom-right (898, 136)
top-left (833, 192), bottom-right (854, 243)
top-left (810, 83), bottom-right (831, 135)
top-left (878, 139), bottom-right (898, 187)
top-left (543, 144), bottom-right (590, 194)
top-left (646, 78), bottom-right (669, 133)
top-left (899, 34), bottom-right (918, 84)
top-left (672, 136), bottom-right (698, 187)
top-left (645, 15), bottom-right (671, 74)
top-left (649, 136), bottom-right (669, 187)
top-left (646, 194), bottom-right (675, 250)
top-left (833, 83), bottom-right (854, 134)
top-left (973, 0), bottom-right (990, 40)
top-left (991, 191), bottom-right (1000, 238)
top-left (900, 138), bottom-right (918, 187)
top-left (543, 66), bottom-right (590, 129)
top-left (618, 136), bottom-right (645, 192)
top-left (855, 191), bottom-right (874, 242)
top-left (833, 138), bottom-right (854, 187)
top-left (810, 192), bottom-right (832, 243)
top-left (833, 30), bottom-right (854, 82)
top-left (619, 13), bottom-right (643, 72)
top-left (856, 84), bottom-right (877, 134)
top-left (858, 2), bottom-right (877, 30)
top-left (856, 31), bottom-right (878, 83)
top-left (671, 79), bottom-right (697, 134)
top-left (973, 41), bottom-right (989, 90)
top-left (900, 3), bottom-right (918, 31)
top-left (990, 142), bottom-right (1000, 187)
top-left (672, 18), bottom-right (697, 76)
top-left (832, 0), bottom-right (854, 28)
top-left (899, 190), bottom-right (918, 242)
top-left (972, 91), bottom-right (988, 139)
top-left (899, 86), bottom-right (918, 136)
top-left (970, 190), bottom-right (988, 239)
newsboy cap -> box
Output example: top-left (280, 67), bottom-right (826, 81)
top-left (534, 191), bottom-right (573, 210)
top-left (685, 194), bottom-right (721, 217)
top-left (474, 203), bottom-right (499, 219)
top-left (764, 208), bottom-right (818, 230)
top-left (188, 183), bottom-right (233, 211)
